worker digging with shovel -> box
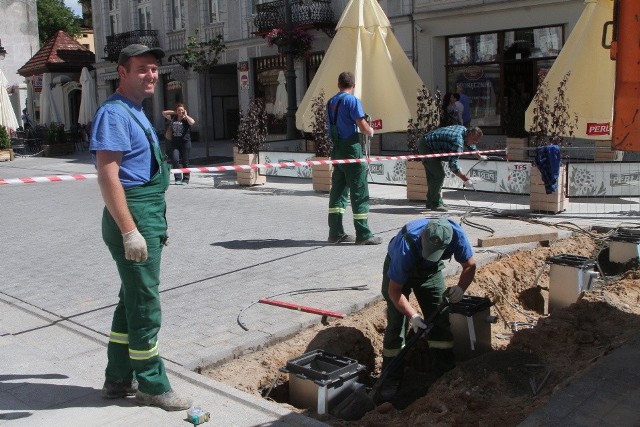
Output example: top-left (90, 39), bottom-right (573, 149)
top-left (378, 216), bottom-right (477, 402)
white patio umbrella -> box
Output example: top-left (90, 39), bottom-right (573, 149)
top-left (296, 0), bottom-right (425, 133)
top-left (273, 70), bottom-right (287, 118)
top-left (39, 72), bottom-right (62, 125)
top-left (0, 69), bottom-right (19, 131)
top-left (78, 67), bottom-right (97, 126)
top-left (524, 0), bottom-right (614, 140)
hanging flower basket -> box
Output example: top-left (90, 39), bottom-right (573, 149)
top-left (265, 27), bottom-right (314, 60)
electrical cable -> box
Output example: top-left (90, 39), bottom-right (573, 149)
top-left (237, 285), bottom-right (369, 331)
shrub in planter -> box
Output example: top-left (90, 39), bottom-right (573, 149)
top-left (406, 86), bottom-right (441, 201)
top-left (310, 90), bottom-right (333, 192)
top-left (234, 98), bottom-right (268, 185)
top-left (0, 125), bottom-right (10, 149)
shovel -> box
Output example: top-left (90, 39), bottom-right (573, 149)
top-left (331, 299), bottom-right (450, 421)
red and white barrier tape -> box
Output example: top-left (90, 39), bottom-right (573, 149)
top-left (0, 149), bottom-right (505, 186)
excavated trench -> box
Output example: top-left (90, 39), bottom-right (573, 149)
top-left (201, 232), bottom-right (640, 426)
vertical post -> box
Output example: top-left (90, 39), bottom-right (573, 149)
top-left (284, 0), bottom-right (298, 140)
top-left (203, 73), bottom-right (210, 159)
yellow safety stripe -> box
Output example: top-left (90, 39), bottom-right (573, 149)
top-left (129, 342), bottom-right (159, 360)
top-left (353, 213), bottom-right (368, 220)
top-left (328, 207), bottom-right (346, 214)
top-left (109, 331), bottom-right (129, 345)
top-left (427, 340), bottom-right (454, 349)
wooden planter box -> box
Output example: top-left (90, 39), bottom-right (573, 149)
top-left (233, 147), bottom-right (266, 186)
top-left (42, 143), bottom-right (74, 157)
top-left (506, 137), bottom-right (529, 161)
top-left (594, 140), bottom-right (624, 162)
top-left (530, 165), bottom-right (569, 213)
top-left (311, 156), bottom-right (332, 193)
top-left (406, 159), bottom-right (427, 201)
top-left (0, 148), bottom-right (14, 162)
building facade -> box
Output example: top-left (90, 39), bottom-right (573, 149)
top-left (90, 0), bottom-right (582, 143)
top-left (0, 0), bottom-right (40, 128)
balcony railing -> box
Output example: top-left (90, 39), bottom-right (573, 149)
top-left (254, 0), bottom-right (335, 34)
top-left (104, 30), bottom-right (161, 63)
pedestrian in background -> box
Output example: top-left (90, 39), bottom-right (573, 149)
top-left (378, 216), bottom-right (476, 401)
top-left (162, 103), bottom-right (195, 184)
top-left (441, 93), bottom-right (462, 127)
top-left (326, 71), bottom-right (381, 245)
top-left (90, 43), bottom-right (192, 412)
top-left (418, 125), bottom-right (486, 211)
top-left (456, 84), bottom-right (472, 127)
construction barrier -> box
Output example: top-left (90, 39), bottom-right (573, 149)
top-left (0, 149), bottom-right (505, 186)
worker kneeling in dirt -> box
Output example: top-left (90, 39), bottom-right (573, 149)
top-left (379, 216), bottom-right (476, 400)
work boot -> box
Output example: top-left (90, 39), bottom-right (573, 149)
top-left (430, 206), bottom-right (448, 212)
top-left (174, 173), bottom-right (182, 185)
top-left (355, 236), bottom-right (383, 245)
top-left (327, 234), bottom-right (355, 243)
top-left (135, 389), bottom-right (192, 411)
top-left (376, 356), bottom-right (404, 403)
top-left (102, 379), bottom-right (138, 399)
top-left (182, 174), bottom-right (190, 184)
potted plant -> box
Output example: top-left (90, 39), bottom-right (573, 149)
top-left (527, 71), bottom-right (578, 213)
top-left (406, 86), bottom-right (441, 201)
top-left (265, 27), bottom-right (314, 60)
top-left (42, 123), bottom-right (73, 157)
top-left (0, 125), bottom-right (13, 161)
top-left (309, 90), bottom-right (333, 192)
top-left (234, 98), bottom-right (268, 186)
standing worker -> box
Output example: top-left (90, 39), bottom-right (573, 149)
top-left (418, 125), bottom-right (486, 212)
top-left (90, 44), bottom-right (192, 411)
top-left (379, 216), bottom-right (477, 401)
top-left (326, 71), bottom-right (381, 245)
top-left (162, 103), bottom-right (195, 185)
top-left (456, 84), bottom-right (472, 127)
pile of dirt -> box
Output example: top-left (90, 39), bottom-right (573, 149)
top-left (201, 233), bottom-right (640, 426)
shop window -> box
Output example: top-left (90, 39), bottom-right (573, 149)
top-left (504, 26), bottom-right (562, 60)
top-left (448, 64), bottom-right (500, 127)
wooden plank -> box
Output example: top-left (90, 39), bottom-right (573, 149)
top-left (478, 232), bottom-right (559, 247)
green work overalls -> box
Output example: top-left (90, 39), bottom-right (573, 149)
top-left (102, 104), bottom-right (171, 395)
top-left (327, 94), bottom-right (374, 241)
top-left (381, 229), bottom-right (455, 376)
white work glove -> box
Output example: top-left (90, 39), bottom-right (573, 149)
top-left (446, 285), bottom-right (464, 304)
top-left (367, 127), bottom-right (374, 137)
top-left (479, 155), bottom-right (488, 162)
top-left (463, 180), bottom-right (476, 190)
top-left (409, 314), bottom-right (428, 333)
top-left (122, 228), bottom-right (148, 262)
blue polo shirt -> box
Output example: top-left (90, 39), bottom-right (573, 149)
top-left (386, 217), bottom-right (474, 285)
top-left (90, 94), bottom-right (158, 189)
top-left (326, 91), bottom-right (365, 139)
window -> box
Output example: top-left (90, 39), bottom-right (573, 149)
top-left (208, 0), bottom-right (219, 23)
top-left (108, 0), bottom-right (120, 35)
top-left (172, 0), bottom-right (185, 30)
top-left (446, 25), bottom-right (564, 133)
top-left (252, 0), bottom-right (266, 14)
top-left (138, 0), bottom-right (152, 30)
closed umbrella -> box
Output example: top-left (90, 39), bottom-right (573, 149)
top-left (273, 70), bottom-right (287, 118)
top-left (296, 0), bottom-right (425, 133)
top-left (39, 73), bottom-right (62, 125)
top-left (524, 0), bottom-right (614, 140)
top-left (78, 67), bottom-right (97, 126)
top-left (0, 69), bottom-right (19, 131)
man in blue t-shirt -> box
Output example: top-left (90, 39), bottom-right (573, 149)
top-left (326, 71), bottom-right (381, 245)
top-left (378, 216), bottom-right (477, 401)
top-left (90, 44), bottom-right (191, 412)
top-left (456, 84), bottom-right (472, 127)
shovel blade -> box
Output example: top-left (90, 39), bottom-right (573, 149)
top-left (330, 383), bottom-right (375, 421)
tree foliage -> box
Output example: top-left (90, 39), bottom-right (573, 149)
top-left (180, 31), bottom-right (227, 74)
top-left (407, 86), bottom-right (441, 154)
top-left (529, 71), bottom-right (578, 147)
top-left (37, 0), bottom-right (81, 45)
top-left (311, 90), bottom-right (332, 157)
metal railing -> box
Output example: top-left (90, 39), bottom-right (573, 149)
top-left (104, 30), bottom-right (160, 63)
top-left (254, 0), bottom-right (334, 33)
